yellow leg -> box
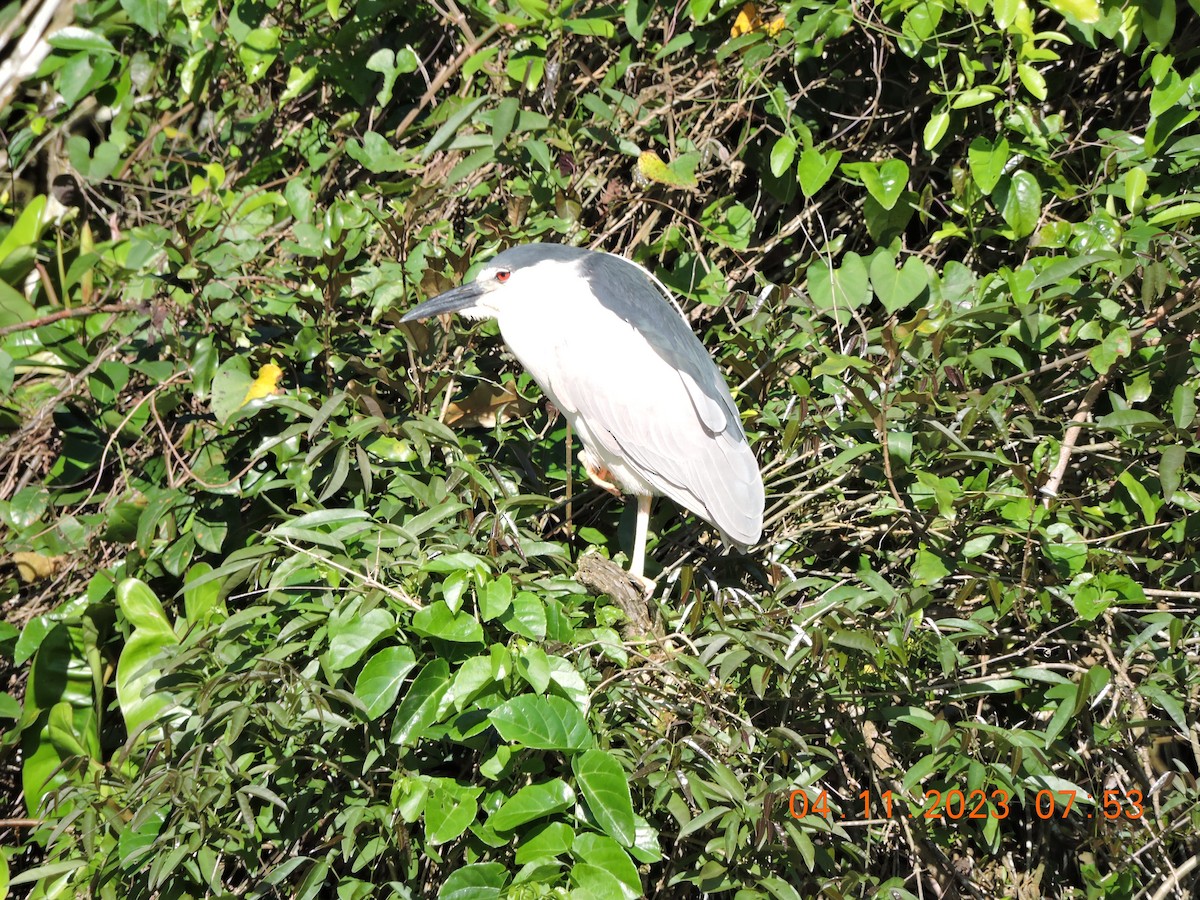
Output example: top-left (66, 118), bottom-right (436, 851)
top-left (579, 450), bottom-right (622, 497)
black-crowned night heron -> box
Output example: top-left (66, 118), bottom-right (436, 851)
top-left (401, 243), bottom-right (764, 579)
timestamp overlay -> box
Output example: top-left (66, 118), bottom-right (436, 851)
top-left (788, 788), bottom-right (1145, 823)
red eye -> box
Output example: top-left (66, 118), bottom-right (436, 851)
top-left (496, 270), bottom-right (511, 283)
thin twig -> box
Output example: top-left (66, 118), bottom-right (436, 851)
top-left (0, 302), bottom-right (145, 338)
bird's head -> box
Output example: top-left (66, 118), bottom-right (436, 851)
top-left (401, 244), bottom-right (591, 324)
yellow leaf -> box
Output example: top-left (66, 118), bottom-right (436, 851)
top-left (635, 150), bottom-right (698, 189)
top-left (731, 3), bottom-right (785, 36)
top-left (1041, 0), bottom-right (1099, 23)
top-left (731, 2), bottom-right (761, 36)
top-left (240, 363), bottom-right (284, 408)
top-left (13, 551), bottom-right (65, 583)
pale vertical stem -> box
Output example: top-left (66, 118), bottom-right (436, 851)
top-left (631, 494), bottom-right (651, 579)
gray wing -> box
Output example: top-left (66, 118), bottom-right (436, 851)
top-left (557, 255), bottom-right (764, 545)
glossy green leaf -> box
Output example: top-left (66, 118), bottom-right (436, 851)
top-left (797, 147), bottom-right (840, 197)
top-left (391, 659), bottom-right (452, 746)
top-left (1159, 444), bottom-right (1186, 498)
top-left (437, 863), bottom-right (507, 900)
top-left (479, 573), bottom-right (513, 620)
top-left (923, 110), bottom-right (951, 150)
top-left (488, 779), bottom-right (575, 831)
top-left (868, 252), bottom-right (929, 312)
top-left (997, 170), bottom-right (1042, 238)
top-left (967, 136), bottom-right (1009, 194)
top-left (571, 834), bottom-right (641, 898)
top-left (183, 562), bottom-right (226, 627)
top-left (490, 695), bottom-right (594, 750)
top-left (570, 863), bottom-right (628, 897)
top-left (499, 592), bottom-right (546, 639)
top-left (572, 750), bottom-right (636, 846)
top-left (354, 646), bottom-right (417, 719)
top-left (770, 135), bottom-right (797, 178)
top-left (859, 159), bottom-right (909, 210)
top-left (411, 601), bottom-right (484, 643)
top-left (327, 607), bottom-right (395, 670)
top-left (425, 783), bottom-right (482, 845)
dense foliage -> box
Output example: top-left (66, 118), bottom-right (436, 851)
top-left (3, 0), bottom-right (1200, 895)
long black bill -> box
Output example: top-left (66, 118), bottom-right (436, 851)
top-left (400, 282), bottom-right (486, 323)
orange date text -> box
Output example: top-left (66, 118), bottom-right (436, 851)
top-left (787, 788), bottom-right (1144, 821)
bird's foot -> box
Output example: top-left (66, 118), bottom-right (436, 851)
top-left (631, 571), bottom-right (656, 597)
top-left (579, 451), bottom-right (622, 497)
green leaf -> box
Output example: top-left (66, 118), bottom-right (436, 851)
top-left (492, 97), bottom-right (519, 149)
top-left (1140, 683), bottom-right (1188, 732)
top-left (426, 783), bottom-right (482, 845)
top-left (1139, 0), bottom-right (1176, 45)
top-left (0, 195), bottom-right (48, 264)
top-left (391, 659), bottom-right (452, 746)
top-left (636, 150), bottom-right (699, 188)
top-left (950, 85), bottom-right (1000, 108)
top-left (237, 26), bottom-right (280, 83)
top-left (868, 252), bottom-right (929, 312)
top-left (354, 646), bottom-right (417, 719)
top-left (1096, 409), bottom-right (1163, 431)
top-left (797, 147), bottom-right (840, 197)
top-left (997, 171), bottom-right (1042, 238)
top-left (490, 695), bottom-right (595, 750)
top-left (116, 580), bottom-right (180, 735)
top-left (210, 356), bottom-right (253, 425)
top-left (572, 750), bottom-right (636, 845)
top-left (910, 545), bottom-right (949, 586)
top-left (967, 136), bottom-right (1009, 194)
top-left (117, 578), bottom-right (174, 636)
top-left (479, 573), bottom-right (513, 621)
top-left (499, 591), bottom-right (547, 639)
top-left (1040, 0), bottom-right (1100, 21)
top-left (707, 201), bottom-right (755, 249)
top-left (0, 692), bottom-right (20, 718)
top-left (449, 655), bottom-right (498, 711)
top-left (1172, 384), bottom-right (1197, 429)
top-left (570, 863), bottom-right (629, 897)
top-left (422, 97), bottom-right (489, 161)
top-left (1117, 471), bottom-right (1158, 524)
top-left (1018, 63), bottom-right (1048, 101)
top-left (1045, 523), bottom-right (1087, 577)
top-left (808, 253), bottom-right (870, 320)
top-left (515, 821), bottom-right (575, 863)
top-left (487, 778), bottom-right (575, 830)
top-left (562, 16), bottom-right (616, 36)
top-left (1124, 166), bottom-right (1149, 214)
top-left (327, 607), bottom-right (395, 671)
top-left (7, 485), bottom-right (48, 529)
top-left (1148, 201), bottom-right (1200, 226)
top-left (1159, 443), bottom-right (1186, 498)
top-left (411, 601), bottom-right (485, 643)
top-left (1070, 574), bottom-right (1111, 621)
top-left (1089, 325), bottom-right (1131, 374)
top-left (923, 110), bottom-right (951, 150)
top-left (571, 834), bottom-right (642, 898)
top-left (437, 862), bottom-right (507, 900)
top-left (1043, 683), bottom-right (1078, 745)
top-left (859, 159), bottom-right (909, 210)
top-left (770, 135), bottom-right (797, 178)
top-left (120, 0), bottom-right (169, 36)
top-left (347, 132), bottom-right (411, 174)
top-left (48, 27), bottom-right (117, 54)
top-left (517, 646), bottom-right (551, 693)
top-left (183, 562), bottom-right (226, 627)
